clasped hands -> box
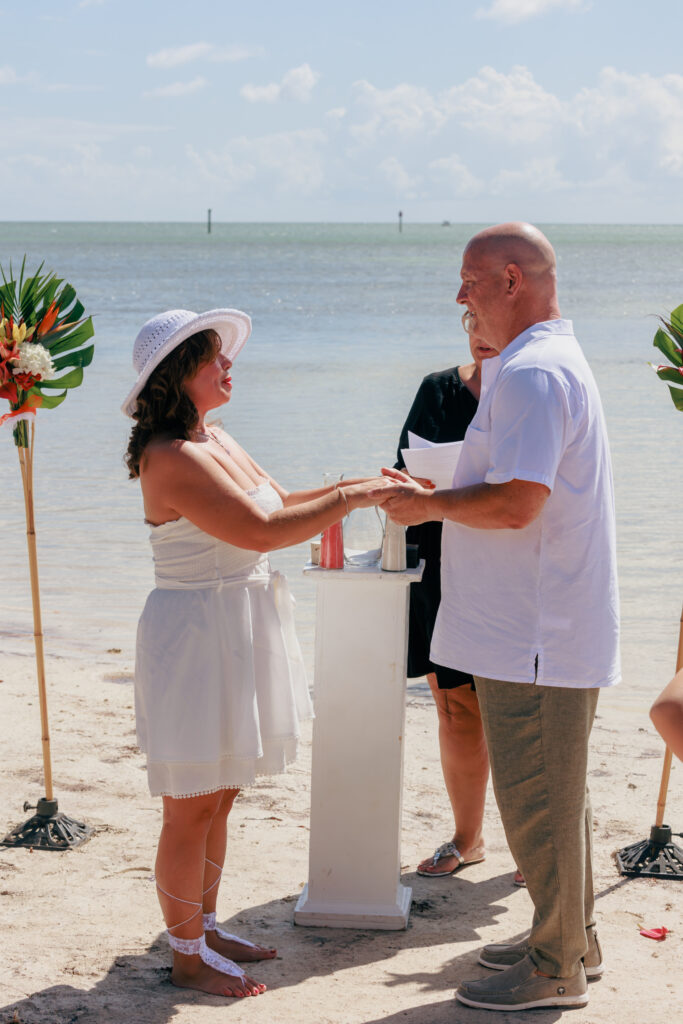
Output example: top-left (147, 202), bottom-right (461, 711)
top-left (370, 468), bottom-right (436, 526)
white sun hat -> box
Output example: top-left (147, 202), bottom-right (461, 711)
top-left (122, 307), bottom-right (252, 417)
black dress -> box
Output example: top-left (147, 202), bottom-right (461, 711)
top-left (395, 366), bottom-right (478, 690)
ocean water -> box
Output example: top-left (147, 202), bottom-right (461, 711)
top-left (1, 222), bottom-right (682, 709)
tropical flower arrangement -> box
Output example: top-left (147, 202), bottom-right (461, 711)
top-left (0, 259), bottom-right (95, 850)
top-left (652, 304), bottom-right (683, 412)
top-left (0, 260), bottom-right (94, 447)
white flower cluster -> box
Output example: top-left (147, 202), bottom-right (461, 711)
top-left (12, 342), bottom-right (56, 380)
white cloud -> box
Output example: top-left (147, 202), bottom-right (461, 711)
top-left (0, 65), bottom-right (19, 84)
top-left (337, 65), bottom-right (683, 212)
top-left (187, 144), bottom-right (254, 190)
top-left (429, 155), bottom-right (483, 196)
top-left (240, 63), bottom-right (320, 103)
top-left (147, 43), bottom-right (213, 69)
top-left (0, 115), bottom-right (183, 220)
top-left (147, 42), bottom-right (262, 69)
top-left (574, 68), bottom-right (683, 177)
top-left (8, 60), bottom-right (683, 220)
top-left (325, 107), bottom-right (347, 122)
top-left (188, 128), bottom-right (327, 192)
top-left (378, 157), bottom-right (419, 195)
top-left (442, 65), bottom-right (565, 143)
top-left (210, 45), bottom-right (265, 63)
top-left (240, 81), bottom-right (280, 103)
top-left (476, 0), bottom-right (585, 24)
top-left (145, 77), bottom-right (207, 99)
top-left (350, 81), bottom-right (447, 143)
top-left (281, 64), bottom-right (320, 101)
top-left (491, 157), bottom-right (570, 194)
top-left (2, 116), bottom-right (169, 148)
top-left (346, 68), bottom-right (561, 147)
top-left (73, 140), bottom-right (102, 163)
top-left (45, 82), bottom-right (103, 94)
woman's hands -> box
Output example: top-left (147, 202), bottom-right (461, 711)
top-left (341, 477), bottom-right (394, 511)
top-left (370, 467), bottom-right (435, 526)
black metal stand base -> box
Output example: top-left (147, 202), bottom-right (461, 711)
top-left (616, 824), bottom-right (683, 878)
top-left (1, 797), bottom-right (93, 850)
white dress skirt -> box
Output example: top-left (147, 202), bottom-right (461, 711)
top-left (134, 481), bottom-right (313, 798)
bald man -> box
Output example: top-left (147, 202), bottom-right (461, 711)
top-left (379, 223), bottom-right (620, 1011)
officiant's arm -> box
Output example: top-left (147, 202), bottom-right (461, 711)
top-left (375, 468), bottom-right (549, 530)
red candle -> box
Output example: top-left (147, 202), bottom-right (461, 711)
top-left (320, 521), bottom-right (344, 569)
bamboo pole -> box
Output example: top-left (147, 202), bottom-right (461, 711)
top-left (654, 602), bottom-right (683, 828)
top-left (17, 421), bottom-right (53, 801)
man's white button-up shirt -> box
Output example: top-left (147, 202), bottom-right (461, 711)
top-left (430, 319), bottom-right (620, 689)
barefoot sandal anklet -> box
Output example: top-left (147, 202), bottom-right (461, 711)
top-left (201, 857), bottom-right (261, 951)
top-left (155, 879), bottom-right (246, 980)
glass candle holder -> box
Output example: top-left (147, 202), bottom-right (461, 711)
top-left (343, 506), bottom-right (384, 568)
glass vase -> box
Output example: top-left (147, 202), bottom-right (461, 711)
top-left (343, 507), bottom-right (385, 568)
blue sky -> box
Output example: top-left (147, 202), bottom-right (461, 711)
top-left (4, 0), bottom-right (683, 221)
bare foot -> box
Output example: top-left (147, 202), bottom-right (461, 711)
top-left (171, 957), bottom-right (265, 998)
top-left (417, 843), bottom-right (486, 876)
top-left (205, 928), bottom-right (277, 962)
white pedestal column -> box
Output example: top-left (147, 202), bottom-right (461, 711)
top-left (294, 563), bottom-right (423, 930)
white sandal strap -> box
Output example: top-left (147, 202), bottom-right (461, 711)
top-left (203, 857), bottom-right (222, 897)
top-left (158, 864), bottom-right (248, 976)
top-left (199, 935), bottom-right (247, 979)
top-left (167, 933), bottom-right (246, 979)
top-left (202, 856), bottom-right (222, 897)
top-left (202, 912), bottom-right (259, 949)
top-left (156, 881), bottom-right (202, 930)
top-left (167, 932), bottom-right (203, 956)
top-left (200, 859), bottom-right (258, 950)
top-left (216, 928), bottom-right (259, 950)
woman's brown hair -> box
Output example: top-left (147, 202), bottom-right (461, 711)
top-left (125, 328), bottom-right (221, 478)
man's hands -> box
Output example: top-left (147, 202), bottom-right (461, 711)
top-left (372, 470), bottom-right (550, 531)
top-left (371, 468), bottom-right (437, 526)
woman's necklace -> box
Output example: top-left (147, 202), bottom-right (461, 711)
top-left (191, 427), bottom-right (231, 455)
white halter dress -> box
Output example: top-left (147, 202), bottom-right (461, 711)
top-left (134, 480), bottom-right (313, 798)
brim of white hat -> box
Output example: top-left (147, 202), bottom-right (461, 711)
top-left (122, 308), bottom-right (251, 417)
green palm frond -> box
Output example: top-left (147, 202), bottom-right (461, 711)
top-left (652, 303), bottom-right (683, 412)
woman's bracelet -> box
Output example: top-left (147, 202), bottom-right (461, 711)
top-left (335, 482), bottom-right (350, 516)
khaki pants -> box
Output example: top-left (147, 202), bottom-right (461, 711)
top-left (474, 676), bottom-right (599, 977)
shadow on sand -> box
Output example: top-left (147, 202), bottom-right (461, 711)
top-left (1, 867), bottom-right (589, 1024)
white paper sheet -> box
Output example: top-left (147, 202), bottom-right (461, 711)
top-left (401, 432), bottom-right (463, 490)
top-left (407, 430), bottom-right (461, 450)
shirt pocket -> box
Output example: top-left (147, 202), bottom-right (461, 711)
top-left (453, 424), bottom-right (491, 488)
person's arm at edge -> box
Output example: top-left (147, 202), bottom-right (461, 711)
top-left (650, 667), bottom-right (683, 762)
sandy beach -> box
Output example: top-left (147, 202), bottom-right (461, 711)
top-left (0, 640), bottom-right (681, 1024)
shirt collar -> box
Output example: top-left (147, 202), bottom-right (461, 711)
top-left (480, 352), bottom-right (502, 398)
top-left (499, 318), bottom-right (574, 364)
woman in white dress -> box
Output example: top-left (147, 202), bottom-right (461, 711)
top-left (123, 308), bottom-right (385, 999)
